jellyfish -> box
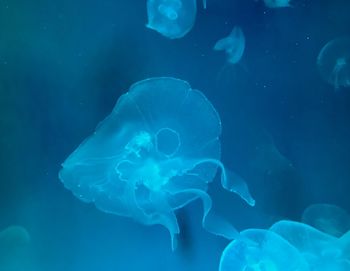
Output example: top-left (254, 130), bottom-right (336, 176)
top-left (302, 204), bottom-right (350, 238)
top-left (214, 26), bottom-right (245, 65)
top-left (271, 220), bottom-right (350, 271)
top-left (0, 226), bottom-right (31, 270)
top-left (0, 226), bottom-right (30, 250)
top-left (59, 77), bottom-right (255, 250)
top-left (219, 228), bottom-right (309, 271)
top-left (317, 37), bottom-right (350, 90)
top-left (263, 0), bottom-right (292, 8)
top-left (146, 0), bottom-right (207, 39)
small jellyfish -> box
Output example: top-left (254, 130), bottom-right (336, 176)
top-left (302, 204), bottom-right (350, 238)
top-left (0, 226), bottom-right (30, 250)
top-left (271, 220), bottom-right (350, 271)
top-left (219, 229), bottom-right (309, 271)
top-left (263, 0), bottom-right (292, 8)
top-left (59, 77), bottom-right (255, 250)
top-left (146, 0), bottom-right (205, 39)
top-left (0, 226), bottom-right (31, 270)
top-left (317, 37), bottom-right (350, 90)
top-left (214, 26), bottom-right (245, 64)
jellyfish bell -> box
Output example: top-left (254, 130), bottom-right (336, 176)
top-left (302, 204), bottom-right (350, 238)
top-left (219, 229), bottom-right (309, 271)
top-left (213, 26), bottom-right (247, 88)
top-left (0, 226), bottom-right (30, 250)
top-left (59, 77), bottom-right (255, 250)
top-left (146, 0), bottom-right (196, 39)
top-left (146, 0), bottom-right (208, 39)
top-left (0, 225), bottom-right (31, 270)
top-left (317, 37), bottom-right (350, 90)
top-left (214, 26), bottom-right (245, 65)
top-left (270, 220), bottom-right (350, 270)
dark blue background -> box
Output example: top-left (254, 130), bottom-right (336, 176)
top-left (1, 0), bottom-right (350, 270)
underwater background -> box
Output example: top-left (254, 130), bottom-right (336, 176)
top-left (1, 0), bottom-right (350, 270)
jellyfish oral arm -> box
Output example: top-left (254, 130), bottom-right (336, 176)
top-left (192, 158), bottom-right (255, 206)
top-left (184, 188), bottom-right (240, 239)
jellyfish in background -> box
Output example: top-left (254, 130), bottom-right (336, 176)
top-left (302, 204), bottom-right (350, 238)
top-left (0, 226), bottom-right (30, 250)
top-left (146, 0), bottom-right (207, 39)
top-left (59, 77), bottom-right (255, 250)
top-left (317, 37), bottom-right (350, 90)
top-left (219, 229), bottom-right (309, 271)
top-left (214, 26), bottom-right (245, 65)
top-left (270, 220), bottom-right (350, 271)
top-left (263, 0), bottom-right (292, 8)
top-left (0, 226), bottom-right (31, 270)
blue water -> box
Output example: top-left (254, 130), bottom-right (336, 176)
top-left (1, 0), bottom-right (350, 270)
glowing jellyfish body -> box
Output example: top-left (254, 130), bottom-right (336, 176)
top-left (263, 0), bottom-right (291, 8)
top-left (214, 26), bottom-right (245, 64)
top-left (302, 204), bottom-right (350, 238)
top-left (317, 37), bottom-right (350, 90)
top-left (271, 220), bottom-right (350, 271)
top-left (59, 77), bottom-right (255, 249)
top-left (146, 0), bottom-right (200, 39)
top-left (219, 229), bottom-right (309, 271)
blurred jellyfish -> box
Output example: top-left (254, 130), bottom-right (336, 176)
top-left (214, 26), bottom-right (245, 65)
top-left (263, 0), bottom-right (291, 8)
top-left (59, 77), bottom-right (255, 250)
top-left (0, 225), bottom-right (31, 270)
top-left (0, 226), bottom-right (30, 249)
top-left (302, 204), bottom-right (350, 238)
top-left (219, 228), bottom-right (309, 271)
top-left (317, 37), bottom-right (350, 90)
top-left (271, 220), bottom-right (350, 271)
top-left (251, 130), bottom-right (294, 176)
top-left (146, 0), bottom-right (207, 39)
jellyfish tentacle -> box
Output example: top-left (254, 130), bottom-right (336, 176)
top-left (170, 187), bottom-right (240, 240)
top-left (223, 170), bottom-right (256, 207)
top-left (191, 158), bottom-right (255, 206)
top-left (148, 191), bottom-right (180, 250)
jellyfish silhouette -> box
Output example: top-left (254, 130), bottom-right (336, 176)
top-left (59, 77), bottom-right (255, 250)
top-left (0, 226), bottom-right (31, 270)
top-left (146, 0), bottom-right (206, 39)
top-left (302, 204), bottom-right (350, 238)
top-left (214, 26), bottom-right (245, 65)
top-left (317, 37), bottom-right (350, 90)
top-left (271, 220), bottom-right (350, 271)
top-left (219, 229), bottom-right (309, 271)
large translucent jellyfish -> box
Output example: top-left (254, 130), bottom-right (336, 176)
top-left (59, 77), bottom-right (255, 250)
top-left (214, 26), bottom-right (245, 65)
top-left (146, 0), bottom-right (207, 39)
top-left (219, 228), bottom-right (309, 271)
top-left (302, 204), bottom-right (350, 238)
top-left (270, 220), bottom-right (350, 271)
top-left (263, 0), bottom-right (292, 8)
top-left (317, 37), bottom-right (350, 90)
